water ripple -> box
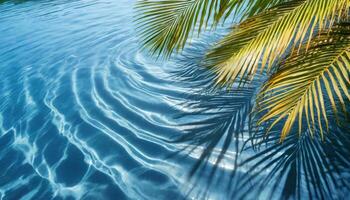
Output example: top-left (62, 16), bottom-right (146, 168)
top-left (0, 0), bottom-right (233, 199)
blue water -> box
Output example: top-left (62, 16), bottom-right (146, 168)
top-left (0, 0), bottom-right (239, 199)
top-left (3, 1), bottom-right (350, 199)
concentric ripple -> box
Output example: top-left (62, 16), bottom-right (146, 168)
top-left (0, 0), bottom-right (234, 199)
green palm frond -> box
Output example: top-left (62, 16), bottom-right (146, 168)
top-left (227, 0), bottom-right (288, 19)
top-left (257, 22), bottom-right (350, 141)
top-left (134, 0), bottom-right (290, 58)
top-left (135, 0), bottom-right (229, 57)
top-left (206, 0), bottom-right (349, 86)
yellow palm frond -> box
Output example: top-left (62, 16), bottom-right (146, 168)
top-left (227, 0), bottom-right (289, 19)
top-left (135, 0), bottom-right (229, 57)
top-left (206, 0), bottom-right (349, 86)
top-left (134, 0), bottom-right (288, 58)
top-left (257, 22), bottom-right (350, 141)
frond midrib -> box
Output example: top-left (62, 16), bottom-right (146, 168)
top-left (209, 0), bottom-right (349, 86)
top-left (261, 46), bottom-right (349, 116)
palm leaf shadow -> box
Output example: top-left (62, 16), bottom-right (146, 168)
top-left (167, 39), bottom-right (350, 199)
top-left (236, 104), bottom-right (350, 200)
top-left (167, 39), bottom-right (266, 199)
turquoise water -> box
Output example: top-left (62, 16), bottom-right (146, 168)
top-left (2, 0), bottom-right (350, 199)
top-left (0, 0), bottom-right (238, 199)
top-left (0, 0), bottom-right (185, 199)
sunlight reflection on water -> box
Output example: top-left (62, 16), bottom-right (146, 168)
top-left (0, 0), bottom-right (240, 199)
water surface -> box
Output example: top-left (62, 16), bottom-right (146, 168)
top-left (0, 0), bottom-right (229, 199)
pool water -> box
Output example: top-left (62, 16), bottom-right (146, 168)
top-left (0, 0), bottom-right (237, 199)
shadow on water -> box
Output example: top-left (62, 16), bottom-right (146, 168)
top-left (1, 0), bottom-right (349, 199)
top-left (169, 36), bottom-right (350, 199)
top-left (167, 38), bottom-right (264, 199)
top-left (237, 108), bottom-right (350, 200)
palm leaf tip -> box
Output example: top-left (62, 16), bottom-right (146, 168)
top-left (257, 22), bottom-right (350, 141)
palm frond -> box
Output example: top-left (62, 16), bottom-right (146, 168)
top-left (134, 0), bottom-right (229, 57)
top-left (206, 0), bottom-right (349, 86)
top-left (227, 0), bottom-right (288, 20)
top-left (257, 22), bottom-right (350, 141)
top-left (134, 0), bottom-right (290, 58)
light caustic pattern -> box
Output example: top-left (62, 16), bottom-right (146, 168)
top-left (0, 0), bottom-right (237, 199)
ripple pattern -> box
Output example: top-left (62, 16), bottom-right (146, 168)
top-left (0, 0), bottom-right (235, 199)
